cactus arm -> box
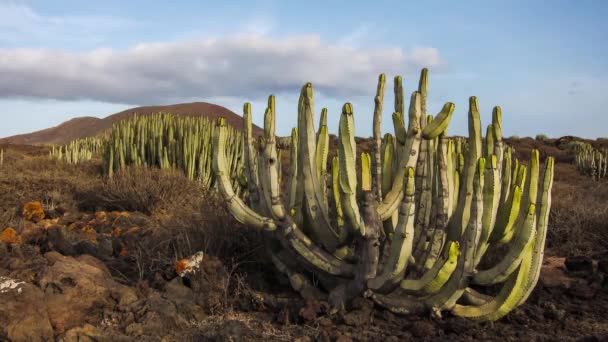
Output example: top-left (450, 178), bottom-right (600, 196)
top-left (421, 103), bottom-right (456, 139)
top-left (446, 96), bottom-right (483, 242)
top-left (365, 291), bottom-right (428, 315)
top-left (502, 158), bottom-right (534, 243)
top-left (367, 167), bottom-right (416, 292)
top-left (243, 103), bottom-right (265, 212)
top-left (394, 76), bottom-right (405, 123)
top-left (373, 74), bottom-right (386, 199)
top-left (472, 203), bottom-right (537, 285)
top-left (287, 128), bottom-right (300, 210)
top-left (490, 164), bottom-right (526, 243)
top-left (258, 96), bottom-right (287, 219)
top-left (485, 124), bottom-right (494, 159)
top-left (451, 240), bottom-right (534, 321)
top-left (464, 158), bottom-right (485, 274)
top-left (419, 68), bottom-right (428, 115)
top-left (298, 83), bottom-right (342, 250)
top-left (338, 102), bottom-right (366, 236)
top-left (418, 135), bottom-right (453, 270)
top-left (492, 107), bottom-right (504, 175)
top-left (279, 218), bottom-right (355, 277)
top-left (381, 134), bottom-right (395, 197)
top-left (401, 241), bottom-right (460, 295)
top-left (331, 156), bottom-right (345, 228)
top-left (473, 154), bottom-right (501, 266)
top-left (316, 108), bottom-right (330, 181)
top-left (213, 118), bottom-right (277, 231)
top-left (499, 147), bottom-right (512, 205)
top-left (518, 157), bottom-right (554, 304)
top-left (377, 91), bottom-right (423, 221)
top-left (424, 127), bottom-right (484, 312)
top-left (271, 252), bottom-right (327, 300)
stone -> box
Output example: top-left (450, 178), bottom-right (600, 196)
top-left (0, 277), bottom-right (54, 342)
top-left (565, 256), bottom-right (594, 274)
top-left (39, 252), bottom-right (138, 334)
top-left (23, 201), bottom-right (45, 222)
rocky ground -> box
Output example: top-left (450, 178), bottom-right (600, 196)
top-left (1, 140), bottom-right (608, 341)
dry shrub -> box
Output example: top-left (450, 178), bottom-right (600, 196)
top-left (77, 166), bottom-right (197, 214)
top-left (76, 166), bottom-right (270, 289)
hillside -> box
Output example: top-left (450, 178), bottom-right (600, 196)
top-left (0, 102), bottom-right (260, 145)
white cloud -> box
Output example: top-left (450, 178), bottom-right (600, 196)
top-left (0, 2), bottom-right (136, 46)
top-left (0, 33), bottom-right (445, 105)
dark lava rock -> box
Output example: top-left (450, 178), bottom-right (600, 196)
top-left (565, 256), bottom-right (594, 274)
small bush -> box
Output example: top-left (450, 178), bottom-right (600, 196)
top-left (535, 133), bottom-right (549, 141)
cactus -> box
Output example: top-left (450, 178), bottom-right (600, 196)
top-left (574, 142), bottom-right (607, 180)
top-left (214, 68), bottom-right (555, 321)
top-left (50, 137), bottom-right (104, 165)
top-left (103, 113), bottom-right (244, 189)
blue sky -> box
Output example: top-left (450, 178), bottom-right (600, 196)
top-left (1, 0), bottom-right (607, 138)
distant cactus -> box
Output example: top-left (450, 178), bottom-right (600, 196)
top-left (50, 136), bottom-right (105, 165)
top-left (102, 113), bottom-right (244, 190)
top-left (213, 68), bottom-right (555, 321)
top-left (574, 143), bottom-right (607, 180)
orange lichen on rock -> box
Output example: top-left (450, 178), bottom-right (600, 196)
top-left (94, 211), bottom-right (107, 223)
top-left (174, 259), bottom-right (189, 276)
top-left (39, 218), bottom-right (60, 229)
top-left (80, 226), bottom-right (98, 244)
top-left (0, 227), bottom-right (22, 245)
top-left (174, 252), bottom-right (205, 277)
top-left (23, 201), bottom-right (45, 222)
top-left (111, 227), bottom-right (122, 237)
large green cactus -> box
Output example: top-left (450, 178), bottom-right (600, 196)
top-left (213, 68), bottom-right (555, 321)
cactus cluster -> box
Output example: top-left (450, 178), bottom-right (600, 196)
top-left (575, 143), bottom-right (607, 180)
top-left (50, 137), bottom-right (105, 164)
top-left (213, 68), bottom-right (555, 321)
top-left (103, 113), bottom-right (244, 189)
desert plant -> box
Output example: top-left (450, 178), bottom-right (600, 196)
top-left (102, 113), bottom-right (244, 190)
top-left (50, 137), bottom-right (105, 165)
top-left (213, 68), bottom-right (555, 321)
top-left (574, 143), bottom-right (607, 180)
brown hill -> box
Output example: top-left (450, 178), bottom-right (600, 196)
top-left (0, 102), bottom-right (259, 145)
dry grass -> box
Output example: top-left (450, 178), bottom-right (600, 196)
top-left (0, 145), bottom-right (100, 228)
top-left (77, 166), bottom-right (200, 214)
top-left (547, 163), bottom-right (608, 257)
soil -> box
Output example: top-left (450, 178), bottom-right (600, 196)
top-left (1, 137), bottom-right (608, 341)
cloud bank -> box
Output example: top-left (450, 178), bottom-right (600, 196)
top-left (0, 34), bottom-right (444, 105)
